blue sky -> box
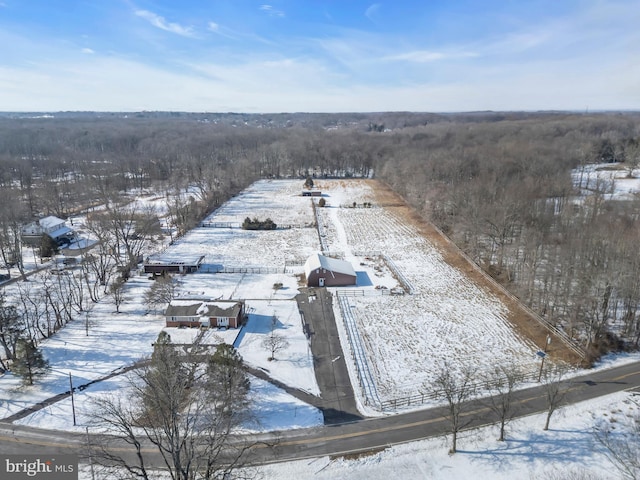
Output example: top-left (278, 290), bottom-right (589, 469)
top-left (0, 0), bottom-right (638, 112)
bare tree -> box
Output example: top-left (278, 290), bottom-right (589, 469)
top-left (482, 365), bottom-right (523, 441)
top-left (109, 277), bottom-right (127, 313)
top-left (144, 275), bottom-right (178, 313)
top-left (91, 334), bottom-right (254, 480)
top-left (261, 315), bottom-right (289, 361)
top-left (542, 365), bottom-right (568, 431)
top-left (432, 362), bottom-right (477, 453)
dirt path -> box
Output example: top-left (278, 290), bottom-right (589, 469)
top-left (369, 179), bottom-right (584, 365)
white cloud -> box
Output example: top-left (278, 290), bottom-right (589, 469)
top-left (2, 44), bottom-right (637, 114)
top-left (365, 3), bottom-right (381, 22)
top-left (2, 1), bottom-right (639, 113)
top-left (384, 50), bottom-right (479, 63)
top-left (259, 5), bottom-right (285, 18)
top-left (134, 9), bottom-right (195, 37)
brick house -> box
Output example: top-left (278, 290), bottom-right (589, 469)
top-left (165, 300), bottom-right (244, 329)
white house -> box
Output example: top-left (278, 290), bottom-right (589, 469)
top-left (22, 216), bottom-right (74, 246)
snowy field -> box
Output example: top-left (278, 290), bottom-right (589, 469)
top-left (314, 181), bottom-right (540, 407)
top-left (169, 178), bottom-right (541, 408)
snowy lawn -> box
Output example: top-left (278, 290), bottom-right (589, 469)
top-left (0, 275), bottom-right (163, 421)
top-left (251, 390), bottom-right (640, 480)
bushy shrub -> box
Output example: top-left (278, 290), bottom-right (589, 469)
top-left (242, 217), bottom-right (277, 230)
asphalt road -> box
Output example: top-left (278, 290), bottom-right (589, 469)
top-left (1, 356), bottom-right (639, 467)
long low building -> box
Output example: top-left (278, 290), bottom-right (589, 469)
top-left (304, 253), bottom-right (357, 287)
top-left (144, 255), bottom-right (205, 275)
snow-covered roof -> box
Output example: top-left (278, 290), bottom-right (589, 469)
top-left (165, 302), bottom-right (202, 317)
top-left (39, 216), bottom-right (66, 229)
top-left (146, 254), bottom-right (205, 266)
top-left (165, 300), bottom-right (242, 318)
top-left (304, 253), bottom-right (356, 278)
top-left (204, 301), bottom-right (242, 318)
top-left (48, 226), bottom-right (73, 239)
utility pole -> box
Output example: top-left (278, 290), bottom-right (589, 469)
top-left (537, 335), bottom-right (552, 382)
top-left (69, 372), bottom-right (76, 426)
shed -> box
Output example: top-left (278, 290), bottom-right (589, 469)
top-left (144, 255), bottom-right (205, 275)
top-left (304, 253), bottom-right (357, 287)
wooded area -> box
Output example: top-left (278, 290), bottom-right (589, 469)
top-left (1, 111), bottom-right (639, 363)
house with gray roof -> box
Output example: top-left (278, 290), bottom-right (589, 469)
top-left (165, 299), bottom-right (244, 329)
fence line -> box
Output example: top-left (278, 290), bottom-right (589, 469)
top-left (311, 199), bottom-right (329, 253)
top-left (352, 251), bottom-right (382, 258)
top-left (378, 370), bottom-right (542, 411)
top-left (200, 265), bottom-right (291, 274)
top-left (199, 221), bottom-right (239, 228)
top-left (335, 292), bottom-right (382, 408)
top-left (334, 289), bottom-right (391, 297)
top-left (199, 221), bottom-right (313, 230)
top-left (381, 254), bottom-right (416, 295)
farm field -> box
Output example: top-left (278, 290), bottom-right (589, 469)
top-left (162, 178), bottom-right (554, 410)
top-left (311, 181), bottom-right (545, 408)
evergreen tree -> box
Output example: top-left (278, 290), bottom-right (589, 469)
top-left (13, 338), bottom-right (49, 385)
top-left (39, 234), bottom-right (59, 259)
top-left (207, 344), bottom-right (250, 414)
top-left (142, 331), bottom-right (192, 426)
top-left (0, 293), bottom-right (24, 371)
top-left (304, 176), bottom-right (314, 189)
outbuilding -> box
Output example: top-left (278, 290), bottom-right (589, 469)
top-left (144, 255), bottom-right (205, 275)
top-left (304, 253), bottom-right (357, 287)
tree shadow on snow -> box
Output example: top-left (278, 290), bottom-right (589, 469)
top-left (456, 427), bottom-right (607, 472)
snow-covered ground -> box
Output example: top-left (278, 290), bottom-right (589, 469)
top-left (2, 177), bottom-right (640, 479)
top-left (573, 162), bottom-right (640, 200)
top-left (248, 390), bottom-right (640, 480)
top-left (0, 178), bottom-right (581, 428)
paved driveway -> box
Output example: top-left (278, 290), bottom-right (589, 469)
top-left (296, 288), bottom-right (362, 424)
